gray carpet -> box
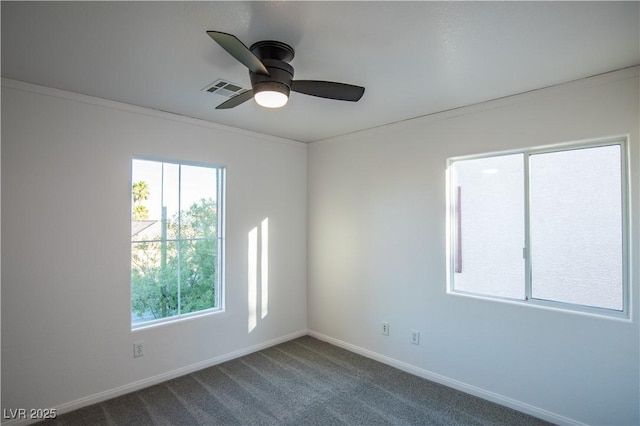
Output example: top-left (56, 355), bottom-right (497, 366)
top-left (40, 336), bottom-right (553, 425)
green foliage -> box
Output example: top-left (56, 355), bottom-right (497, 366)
top-left (132, 204), bottom-right (149, 221)
top-left (132, 181), bottom-right (150, 220)
top-left (132, 181), bottom-right (150, 203)
top-left (131, 198), bottom-right (217, 322)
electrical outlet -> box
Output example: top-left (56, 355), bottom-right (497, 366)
top-left (381, 322), bottom-right (390, 336)
top-left (134, 341), bottom-right (144, 358)
top-left (411, 330), bottom-right (420, 345)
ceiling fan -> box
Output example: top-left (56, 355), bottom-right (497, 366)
top-left (207, 31), bottom-right (365, 109)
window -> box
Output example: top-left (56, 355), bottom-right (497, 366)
top-left (131, 158), bottom-right (225, 327)
top-left (447, 138), bottom-right (628, 316)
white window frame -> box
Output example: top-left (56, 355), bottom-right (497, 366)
top-left (446, 136), bottom-right (630, 319)
top-left (131, 156), bottom-right (226, 330)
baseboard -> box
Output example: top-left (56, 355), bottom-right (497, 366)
top-left (307, 330), bottom-right (585, 426)
top-left (1, 330), bottom-right (307, 426)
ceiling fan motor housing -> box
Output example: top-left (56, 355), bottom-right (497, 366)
top-left (250, 59), bottom-right (294, 97)
top-left (249, 40), bottom-right (296, 97)
top-left (250, 40), bottom-right (295, 62)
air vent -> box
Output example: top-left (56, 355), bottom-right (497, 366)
top-left (202, 79), bottom-right (249, 98)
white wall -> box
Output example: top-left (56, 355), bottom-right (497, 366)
top-left (1, 80), bottom-right (307, 416)
top-left (308, 68), bottom-right (639, 425)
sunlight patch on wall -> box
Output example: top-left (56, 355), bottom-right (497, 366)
top-left (248, 218), bottom-right (270, 333)
top-left (261, 218), bottom-right (269, 319)
top-left (248, 227), bottom-right (258, 332)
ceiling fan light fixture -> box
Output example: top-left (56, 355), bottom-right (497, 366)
top-left (255, 90), bottom-right (288, 108)
top-left (254, 81), bottom-right (290, 108)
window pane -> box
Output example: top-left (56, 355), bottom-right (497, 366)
top-left (452, 154), bottom-right (525, 299)
top-left (179, 239), bottom-right (217, 313)
top-left (180, 165), bottom-right (218, 239)
top-left (529, 145), bottom-right (623, 310)
top-left (132, 159), bottom-right (163, 242)
top-left (131, 241), bottom-right (179, 322)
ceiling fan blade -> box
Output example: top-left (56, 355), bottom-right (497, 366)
top-left (291, 80), bottom-right (365, 102)
top-left (216, 90), bottom-right (254, 109)
top-left (207, 31), bottom-right (269, 76)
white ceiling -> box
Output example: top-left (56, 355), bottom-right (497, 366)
top-left (2, 1), bottom-right (639, 143)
